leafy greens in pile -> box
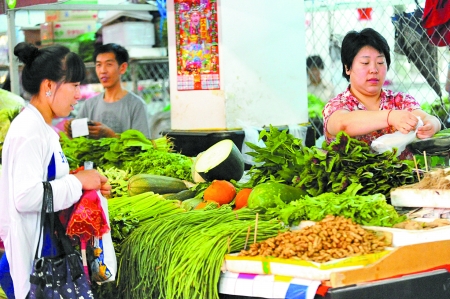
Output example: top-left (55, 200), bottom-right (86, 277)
top-left (244, 126), bottom-right (417, 200)
top-left (60, 129), bottom-right (193, 182)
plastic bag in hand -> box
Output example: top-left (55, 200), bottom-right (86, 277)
top-left (371, 116), bottom-right (423, 156)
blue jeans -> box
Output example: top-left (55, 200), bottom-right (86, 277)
top-left (0, 253), bottom-right (15, 299)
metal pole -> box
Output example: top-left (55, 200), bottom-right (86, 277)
top-left (7, 9), bottom-right (19, 95)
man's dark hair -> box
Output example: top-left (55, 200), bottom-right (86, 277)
top-left (93, 43), bottom-right (129, 65)
top-left (341, 28), bottom-right (390, 81)
top-left (306, 55), bottom-right (324, 70)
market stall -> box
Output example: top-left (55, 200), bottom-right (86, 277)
top-left (2, 1), bottom-right (450, 299)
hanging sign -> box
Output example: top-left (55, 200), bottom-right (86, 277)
top-left (175, 0), bottom-right (220, 91)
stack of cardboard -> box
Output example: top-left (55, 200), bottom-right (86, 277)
top-left (40, 10), bottom-right (99, 53)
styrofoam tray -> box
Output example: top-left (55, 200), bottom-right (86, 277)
top-left (224, 251), bottom-right (391, 281)
top-left (363, 218), bottom-right (450, 247)
top-left (390, 188), bottom-right (450, 208)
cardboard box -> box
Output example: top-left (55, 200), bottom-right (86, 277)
top-left (40, 21), bottom-right (98, 45)
top-left (328, 239), bottom-right (450, 287)
top-left (21, 26), bottom-right (41, 46)
top-left (102, 21), bottom-right (155, 48)
top-left (45, 10), bottom-right (98, 22)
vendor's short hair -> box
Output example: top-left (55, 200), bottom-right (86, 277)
top-left (93, 43), bottom-right (129, 66)
top-left (341, 28), bottom-right (390, 81)
top-left (306, 55), bottom-right (324, 70)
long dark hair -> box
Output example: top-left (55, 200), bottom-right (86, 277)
top-left (14, 42), bottom-right (86, 95)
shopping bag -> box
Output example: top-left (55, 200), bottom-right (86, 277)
top-left (28, 182), bottom-right (94, 299)
top-left (88, 191), bottom-right (117, 284)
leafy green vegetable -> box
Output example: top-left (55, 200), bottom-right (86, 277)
top-left (60, 129), bottom-right (193, 181)
top-left (266, 183), bottom-right (405, 227)
top-left (243, 126), bottom-right (416, 200)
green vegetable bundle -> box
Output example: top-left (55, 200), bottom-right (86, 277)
top-left (266, 183), bottom-right (406, 227)
top-left (61, 129), bottom-right (193, 181)
top-left (244, 126), bottom-right (416, 199)
top-left (60, 129), bottom-right (173, 169)
top-left (118, 207), bottom-right (286, 299)
top-left (108, 191), bottom-right (185, 249)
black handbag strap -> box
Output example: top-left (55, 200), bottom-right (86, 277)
top-left (34, 182), bottom-right (78, 259)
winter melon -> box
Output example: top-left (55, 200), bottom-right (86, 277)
top-left (194, 139), bottom-right (244, 182)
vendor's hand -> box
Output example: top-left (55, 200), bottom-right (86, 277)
top-left (88, 121), bottom-right (116, 139)
top-left (64, 119), bottom-right (73, 138)
top-left (389, 110), bottom-right (419, 134)
top-left (73, 169), bottom-right (109, 191)
top-left (416, 122), bottom-right (437, 139)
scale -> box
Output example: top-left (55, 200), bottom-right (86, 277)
top-left (407, 135), bottom-right (450, 166)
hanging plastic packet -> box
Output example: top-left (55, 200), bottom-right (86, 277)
top-left (89, 190), bottom-right (117, 284)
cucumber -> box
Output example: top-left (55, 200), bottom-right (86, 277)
top-left (194, 139), bottom-right (244, 182)
top-left (127, 174), bottom-right (188, 196)
top-left (247, 181), bottom-right (307, 212)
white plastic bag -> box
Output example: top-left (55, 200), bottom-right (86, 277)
top-left (90, 191), bottom-right (117, 284)
top-left (371, 117), bottom-right (423, 156)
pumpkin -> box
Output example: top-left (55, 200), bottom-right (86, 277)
top-left (203, 180), bottom-right (236, 205)
top-left (234, 188), bottom-right (252, 210)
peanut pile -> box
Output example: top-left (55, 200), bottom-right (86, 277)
top-left (239, 215), bottom-right (388, 263)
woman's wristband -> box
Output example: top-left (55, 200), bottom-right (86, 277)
top-left (387, 110), bottom-right (392, 126)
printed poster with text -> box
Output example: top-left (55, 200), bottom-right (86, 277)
top-left (175, 0), bottom-right (220, 91)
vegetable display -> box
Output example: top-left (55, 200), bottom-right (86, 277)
top-left (244, 126), bottom-right (416, 199)
top-left (118, 207), bottom-right (286, 299)
top-left (194, 139), bottom-right (245, 181)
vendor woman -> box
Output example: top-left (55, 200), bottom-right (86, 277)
top-left (322, 28), bottom-right (441, 160)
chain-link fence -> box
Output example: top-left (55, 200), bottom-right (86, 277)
top-left (305, 0), bottom-right (450, 140)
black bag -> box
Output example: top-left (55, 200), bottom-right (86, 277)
top-left (27, 182), bottom-right (94, 299)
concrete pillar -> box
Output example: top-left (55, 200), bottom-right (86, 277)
top-left (167, 0), bottom-right (308, 130)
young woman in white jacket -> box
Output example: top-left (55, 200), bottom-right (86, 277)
top-left (0, 42), bottom-right (111, 299)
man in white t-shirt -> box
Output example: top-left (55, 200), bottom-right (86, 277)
top-left (65, 43), bottom-right (150, 139)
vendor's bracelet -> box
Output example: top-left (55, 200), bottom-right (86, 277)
top-left (387, 110), bottom-right (392, 126)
